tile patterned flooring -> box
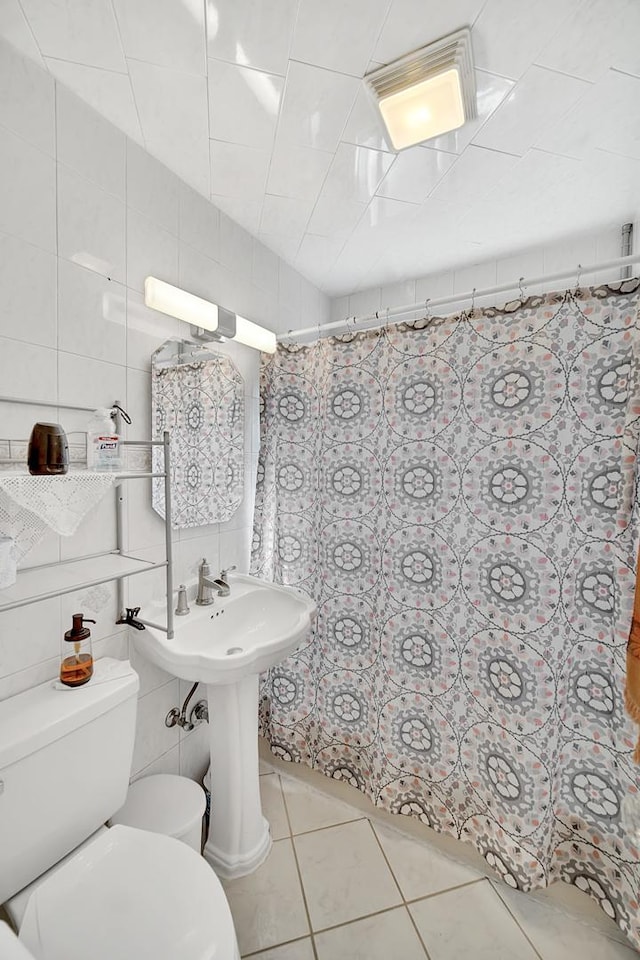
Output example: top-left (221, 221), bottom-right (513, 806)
top-left (221, 765), bottom-right (640, 960)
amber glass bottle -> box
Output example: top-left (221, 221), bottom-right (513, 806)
top-left (60, 614), bottom-right (96, 687)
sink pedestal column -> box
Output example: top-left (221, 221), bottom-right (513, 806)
top-left (202, 675), bottom-right (271, 879)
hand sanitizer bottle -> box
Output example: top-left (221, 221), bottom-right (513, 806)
top-left (87, 408), bottom-right (121, 471)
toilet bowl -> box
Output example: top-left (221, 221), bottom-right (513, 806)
top-left (6, 826), bottom-right (238, 960)
top-left (0, 659), bottom-right (239, 960)
top-left (0, 922), bottom-right (34, 960)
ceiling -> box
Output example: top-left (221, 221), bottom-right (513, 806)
top-left (5, 0), bottom-right (640, 297)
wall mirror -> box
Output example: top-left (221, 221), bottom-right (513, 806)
top-left (151, 340), bottom-right (244, 527)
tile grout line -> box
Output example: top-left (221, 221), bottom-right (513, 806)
top-left (492, 877), bottom-right (635, 952)
top-left (285, 813), bottom-right (367, 838)
top-left (488, 880), bottom-right (549, 960)
top-left (254, 781), bottom-right (627, 960)
top-left (305, 902), bottom-right (424, 941)
top-left (263, 767), bottom-right (634, 957)
top-left (404, 875), bottom-right (487, 905)
top-left (366, 818), bottom-right (432, 960)
top-left (274, 770), bottom-right (378, 831)
top-left (278, 772), bottom-right (321, 960)
top-left (240, 933), bottom-right (312, 959)
top-left (107, 0), bottom-right (146, 149)
top-left (370, 808), bottom-right (544, 957)
top-left (271, 791), bottom-right (495, 954)
top-left (273, 759), bottom-right (512, 883)
top-left (368, 815), bottom-right (547, 954)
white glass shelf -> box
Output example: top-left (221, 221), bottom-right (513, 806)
top-left (0, 553), bottom-right (167, 613)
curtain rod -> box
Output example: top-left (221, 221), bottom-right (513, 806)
top-left (280, 252), bottom-right (640, 342)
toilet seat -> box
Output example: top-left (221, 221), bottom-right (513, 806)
top-left (17, 825), bottom-right (238, 960)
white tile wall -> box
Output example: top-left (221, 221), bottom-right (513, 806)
top-left (57, 164), bottom-right (126, 283)
top-left (112, 0), bottom-right (206, 77)
top-left (0, 0), bottom-right (44, 66)
top-left (18, 0), bottom-right (123, 71)
top-left (128, 58), bottom-right (210, 196)
top-left (56, 84), bottom-right (125, 198)
top-left (322, 224), bottom-right (638, 332)
top-left (6, 0), bottom-right (639, 300)
top-left (277, 61), bottom-right (359, 153)
top-left (0, 233), bottom-right (57, 348)
top-left (0, 36), bottom-right (54, 154)
top-left (0, 126), bottom-right (56, 253)
top-left (205, 0), bottom-right (298, 77)
top-left (0, 27), bottom-right (631, 789)
top-left (292, 0), bottom-right (392, 78)
top-left (207, 58), bottom-right (284, 150)
top-left (0, 36), bottom-right (329, 786)
top-left (44, 57), bottom-right (144, 143)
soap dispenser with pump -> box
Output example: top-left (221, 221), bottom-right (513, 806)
top-left (60, 614), bottom-right (96, 687)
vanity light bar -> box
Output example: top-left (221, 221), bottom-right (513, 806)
top-left (144, 277), bottom-right (276, 353)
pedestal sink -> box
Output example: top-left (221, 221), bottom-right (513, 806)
top-left (134, 573), bottom-right (316, 878)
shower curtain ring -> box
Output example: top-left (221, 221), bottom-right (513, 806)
top-left (576, 263), bottom-right (582, 290)
top-left (471, 287), bottom-right (476, 312)
top-left (518, 276), bottom-right (525, 300)
top-left (425, 298), bottom-right (432, 321)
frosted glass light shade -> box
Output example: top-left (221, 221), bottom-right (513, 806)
top-left (366, 27), bottom-right (476, 151)
top-left (379, 69), bottom-right (465, 150)
top-left (145, 277), bottom-right (219, 330)
top-left (235, 316), bottom-right (277, 354)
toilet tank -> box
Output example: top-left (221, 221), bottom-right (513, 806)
top-left (0, 658), bottom-right (139, 904)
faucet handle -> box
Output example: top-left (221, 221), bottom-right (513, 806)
top-left (220, 564), bottom-right (236, 579)
top-left (175, 584), bottom-right (190, 616)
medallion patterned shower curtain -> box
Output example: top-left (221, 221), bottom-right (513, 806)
top-left (251, 284), bottom-right (640, 947)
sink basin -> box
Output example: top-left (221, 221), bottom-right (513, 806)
top-left (133, 572), bottom-right (316, 880)
top-left (136, 573), bottom-right (316, 685)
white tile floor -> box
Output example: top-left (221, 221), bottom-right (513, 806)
top-left (221, 766), bottom-right (640, 960)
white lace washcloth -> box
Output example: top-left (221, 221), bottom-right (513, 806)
top-left (0, 473), bottom-right (116, 562)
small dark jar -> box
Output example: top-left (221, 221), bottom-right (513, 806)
top-left (27, 422), bottom-right (69, 476)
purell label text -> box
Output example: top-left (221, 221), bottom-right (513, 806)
top-left (97, 436), bottom-right (118, 451)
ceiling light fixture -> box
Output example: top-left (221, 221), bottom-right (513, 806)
top-left (144, 277), bottom-right (277, 353)
top-left (365, 27), bottom-right (476, 151)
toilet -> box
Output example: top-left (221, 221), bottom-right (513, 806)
top-left (0, 658), bottom-right (239, 960)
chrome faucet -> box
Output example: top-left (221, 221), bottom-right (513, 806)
top-left (217, 565), bottom-right (236, 595)
top-left (196, 560), bottom-right (236, 605)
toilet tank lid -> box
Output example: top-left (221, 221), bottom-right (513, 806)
top-left (0, 659), bottom-right (139, 770)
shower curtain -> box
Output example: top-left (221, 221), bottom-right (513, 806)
top-left (252, 284), bottom-right (640, 947)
